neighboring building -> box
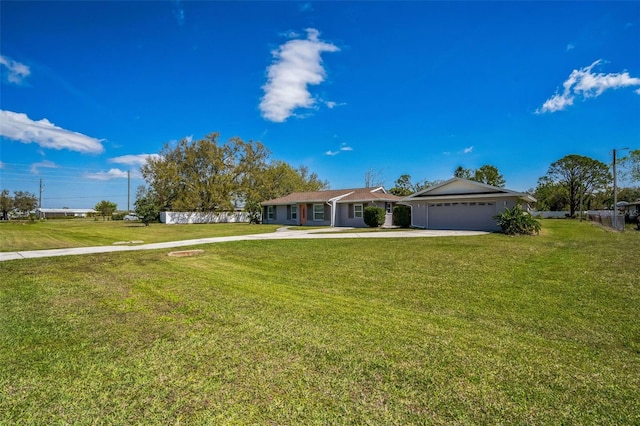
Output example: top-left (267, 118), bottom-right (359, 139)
top-left (261, 187), bottom-right (402, 228)
top-left (37, 208), bottom-right (97, 218)
top-left (401, 178), bottom-right (536, 231)
top-left (619, 199), bottom-right (640, 220)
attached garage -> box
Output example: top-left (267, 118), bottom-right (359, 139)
top-left (427, 201), bottom-right (498, 230)
top-left (402, 178), bottom-right (536, 231)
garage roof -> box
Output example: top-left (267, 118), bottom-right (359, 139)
top-left (402, 178), bottom-right (536, 203)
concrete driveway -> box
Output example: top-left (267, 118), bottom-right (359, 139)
top-left (0, 227), bottom-right (488, 262)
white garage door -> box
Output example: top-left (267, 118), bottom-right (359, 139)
top-left (428, 201), bottom-right (497, 230)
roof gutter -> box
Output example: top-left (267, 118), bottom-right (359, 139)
top-left (327, 192), bottom-right (354, 227)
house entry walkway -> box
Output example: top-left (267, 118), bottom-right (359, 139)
top-left (0, 227), bottom-right (488, 262)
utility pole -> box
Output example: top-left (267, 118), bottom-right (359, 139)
top-left (39, 178), bottom-right (44, 218)
top-left (613, 149), bottom-right (618, 231)
top-left (127, 170), bottom-right (131, 212)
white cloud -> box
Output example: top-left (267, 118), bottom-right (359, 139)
top-left (280, 30), bottom-right (301, 39)
top-left (0, 55), bottom-right (30, 84)
top-left (325, 142), bottom-right (353, 156)
top-left (260, 28), bottom-right (339, 122)
top-left (84, 168), bottom-right (129, 181)
top-left (109, 154), bottom-right (160, 167)
top-left (566, 43), bottom-right (575, 51)
top-left (325, 100), bottom-right (346, 109)
top-left (0, 110), bottom-right (104, 154)
top-left (463, 146), bottom-right (474, 154)
top-left (30, 160), bottom-right (59, 174)
top-left (537, 60), bottom-right (640, 114)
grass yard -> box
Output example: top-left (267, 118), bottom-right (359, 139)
top-left (0, 220), bottom-right (280, 252)
top-left (1, 220), bottom-right (639, 424)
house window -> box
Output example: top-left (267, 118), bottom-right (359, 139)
top-left (290, 205), bottom-right (297, 220)
top-left (313, 204), bottom-right (324, 221)
top-left (354, 204), bottom-right (363, 218)
top-left (267, 206), bottom-right (274, 220)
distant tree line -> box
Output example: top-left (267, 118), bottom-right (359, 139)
top-left (387, 151), bottom-right (639, 216)
top-left (533, 152), bottom-right (640, 215)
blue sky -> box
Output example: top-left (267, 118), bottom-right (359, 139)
top-left (1, 1), bottom-right (639, 209)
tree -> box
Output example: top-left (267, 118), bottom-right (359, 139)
top-left (253, 161), bottom-right (328, 202)
top-left (533, 179), bottom-right (570, 211)
top-left (388, 175), bottom-right (441, 196)
top-left (454, 165), bottom-right (505, 187)
top-left (364, 168), bottom-right (384, 188)
top-left (473, 165), bottom-right (505, 187)
top-left (616, 186), bottom-right (640, 203)
top-left (389, 174), bottom-right (414, 196)
top-left (0, 189), bottom-right (12, 220)
top-left (134, 186), bottom-right (160, 226)
top-left (454, 166), bottom-right (472, 180)
top-left (141, 133), bottom-right (270, 212)
top-left (244, 200), bottom-right (262, 224)
top-left (13, 191), bottom-right (38, 217)
top-left (95, 200), bottom-right (117, 221)
top-left (542, 154), bottom-right (611, 217)
top-left (619, 149), bottom-right (640, 184)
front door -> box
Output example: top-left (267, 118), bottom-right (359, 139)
top-left (300, 204), bottom-right (307, 225)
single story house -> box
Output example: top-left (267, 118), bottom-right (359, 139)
top-left (401, 178), bottom-right (536, 231)
top-left (261, 187), bottom-right (402, 227)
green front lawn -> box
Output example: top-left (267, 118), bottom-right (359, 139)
top-left (0, 220), bottom-right (280, 252)
top-left (1, 220), bottom-right (638, 423)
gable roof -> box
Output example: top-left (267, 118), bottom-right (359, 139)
top-left (262, 187), bottom-right (402, 205)
top-left (402, 178), bottom-right (536, 202)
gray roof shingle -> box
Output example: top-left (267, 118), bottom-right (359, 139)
top-left (262, 187), bottom-right (401, 205)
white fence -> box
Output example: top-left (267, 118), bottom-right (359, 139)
top-left (160, 211), bottom-right (250, 225)
top-left (532, 210), bottom-right (626, 230)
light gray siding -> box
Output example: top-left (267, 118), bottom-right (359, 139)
top-left (335, 201), bottom-right (393, 227)
top-left (308, 203), bottom-right (331, 226)
top-left (336, 202), bottom-right (366, 227)
top-left (408, 197), bottom-right (521, 231)
top-left (262, 205), bottom-right (299, 226)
